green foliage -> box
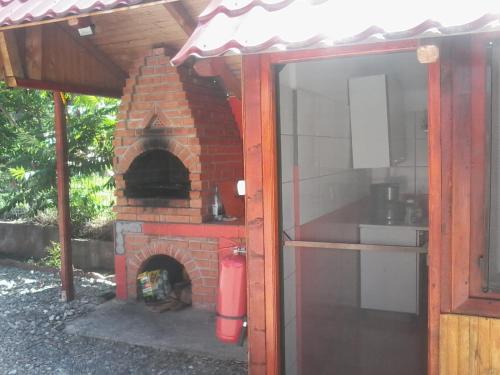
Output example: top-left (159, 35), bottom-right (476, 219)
top-left (0, 83), bottom-right (119, 238)
top-left (40, 241), bottom-right (61, 268)
top-left (69, 174), bottom-right (115, 238)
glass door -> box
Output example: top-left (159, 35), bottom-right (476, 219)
top-left (278, 52), bottom-right (429, 375)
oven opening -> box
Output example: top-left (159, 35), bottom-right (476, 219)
top-left (124, 149), bottom-right (190, 200)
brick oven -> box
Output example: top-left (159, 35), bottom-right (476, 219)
top-left (113, 48), bottom-right (244, 310)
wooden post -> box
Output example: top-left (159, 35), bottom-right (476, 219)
top-left (53, 91), bottom-right (74, 302)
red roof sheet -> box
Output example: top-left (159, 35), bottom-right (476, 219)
top-left (0, 0), bottom-right (154, 27)
top-left (171, 0), bottom-right (500, 65)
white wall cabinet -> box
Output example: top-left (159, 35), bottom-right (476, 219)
top-left (359, 224), bottom-right (425, 314)
top-left (349, 74), bottom-right (405, 169)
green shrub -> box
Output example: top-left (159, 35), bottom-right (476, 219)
top-left (70, 173), bottom-right (115, 239)
top-left (0, 85), bottom-right (119, 239)
top-left (40, 241), bottom-right (61, 268)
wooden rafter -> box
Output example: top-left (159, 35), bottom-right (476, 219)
top-left (57, 23), bottom-right (127, 82)
top-left (163, 2), bottom-right (196, 36)
top-left (163, 1), bottom-right (241, 98)
top-left (0, 29), bottom-right (24, 86)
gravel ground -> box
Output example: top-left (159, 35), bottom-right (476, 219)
top-left (0, 263), bottom-right (247, 375)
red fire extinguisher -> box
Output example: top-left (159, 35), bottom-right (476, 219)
top-left (216, 248), bottom-right (247, 345)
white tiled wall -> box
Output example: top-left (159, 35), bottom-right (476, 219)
top-left (296, 87), bottom-right (371, 225)
top-left (279, 65), bottom-right (371, 375)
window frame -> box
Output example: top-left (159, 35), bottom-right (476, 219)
top-left (443, 34), bottom-right (500, 316)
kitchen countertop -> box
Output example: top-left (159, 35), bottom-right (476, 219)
top-left (359, 222), bottom-right (429, 231)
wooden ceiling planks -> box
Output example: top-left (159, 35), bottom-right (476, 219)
top-left (88, 3), bottom-right (187, 71)
top-left (40, 23), bottom-right (124, 96)
top-left (0, 0), bottom-right (243, 97)
top-left (0, 0), bottom-right (175, 31)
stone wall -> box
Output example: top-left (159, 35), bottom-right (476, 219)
top-left (0, 221), bottom-right (114, 271)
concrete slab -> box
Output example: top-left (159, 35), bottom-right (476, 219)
top-left (65, 300), bottom-right (247, 362)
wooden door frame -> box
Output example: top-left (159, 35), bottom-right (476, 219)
top-left (242, 39), bottom-right (441, 375)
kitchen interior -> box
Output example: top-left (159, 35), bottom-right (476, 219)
top-left (278, 52), bottom-right (429, 375)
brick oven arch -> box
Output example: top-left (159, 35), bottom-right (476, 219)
top-left (116, 137), bottom-right (201, 175)
top-left (132, 238), bottom-right (202, 296)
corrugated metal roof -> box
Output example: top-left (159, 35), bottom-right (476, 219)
top-left (171, 0), bottom-right (500, 65)
top-left (0, 0), bottom-right (156, 27)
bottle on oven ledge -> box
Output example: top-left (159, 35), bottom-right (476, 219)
top-left (212, 185), bottom-right (225, 221)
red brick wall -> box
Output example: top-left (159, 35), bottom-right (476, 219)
top-left (115, 221), bottom-right (245, 311)
top-left (124, 233), bottom-right (219, 310)
top-left (113, 47), bottom-right (243, 224)
top-left (112, 47), bottom-right (245, 312)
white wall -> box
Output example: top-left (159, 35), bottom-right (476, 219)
top-left (371, 88), bottom-right (429, 195)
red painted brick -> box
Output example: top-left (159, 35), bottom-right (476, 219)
top-left (183, 260), bottom-right (196, 273)
top-left (189, 268), bottom-right (202, 281)
top-left (117, 213), bottom-right (137, 221)
top-left (136, 214), bottom-right (159, 222)
top-left (195, 259), bottom-right (211, 269)
top-left (191, 250), bottom-right (213, 260)
top-left (200, 242), bottom-right (217, 251)
top-left (200, 269), bottom-right (218, 278)
top-left (114, 255), bottom-right (128, 300)
top-left (160, 215), bottom-right (190, 223)
top-left (170, 240), bottom-right (188, 250)
top-left (189, 241), bottom-right (202, 250)
top-left (189, 216), bottom-right (203, 224)
top-left (202, 278), bottom-right (218, 287)
top-left (192, 285), bottom-right (215, 296)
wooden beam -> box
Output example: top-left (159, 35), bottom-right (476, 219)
top-left (163, 2), bottom-right (196, 36)
top-left (0, 0), bottom-right (175, 31)
top-left (163, 1), bottom-right (241, 98)
top-left (67, 16), bottom-right (91, 28)
top-left (0, 29), bottom-right (24, 86)
top-left (57, 23), bottom-right (127, 82)
top-left (25, 26), bottom-right (43, 80)
top-left (16, 78), bottom-right (121, 98)
top-left (53, 91), bottom-right (74, 302)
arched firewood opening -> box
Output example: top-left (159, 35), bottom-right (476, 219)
top-left (136, 254), bottom-right (190, 303)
